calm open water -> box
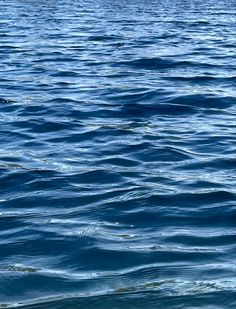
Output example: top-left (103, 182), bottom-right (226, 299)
top-left (0, 0), bottom-right (236, 308)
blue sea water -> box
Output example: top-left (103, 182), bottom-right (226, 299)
top-left (0, 0), bottom-right (236, 308)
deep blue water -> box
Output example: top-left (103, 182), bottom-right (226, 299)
top-left (0, 0), bottom-right (236, 308)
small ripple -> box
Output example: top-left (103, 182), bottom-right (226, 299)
top-left (115, 57), bottom-right (218, 70)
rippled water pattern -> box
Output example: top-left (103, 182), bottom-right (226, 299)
top-left (0, 0), bottom-right (236, 308)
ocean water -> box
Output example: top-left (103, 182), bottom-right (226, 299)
top-left (0, 0), bottom-right (236, 308)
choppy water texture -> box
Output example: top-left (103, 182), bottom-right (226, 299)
top-left (0, 0), bottom-right (236, 308)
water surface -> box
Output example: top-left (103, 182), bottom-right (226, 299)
top-left (0, 0), bottom-right (236, 308)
